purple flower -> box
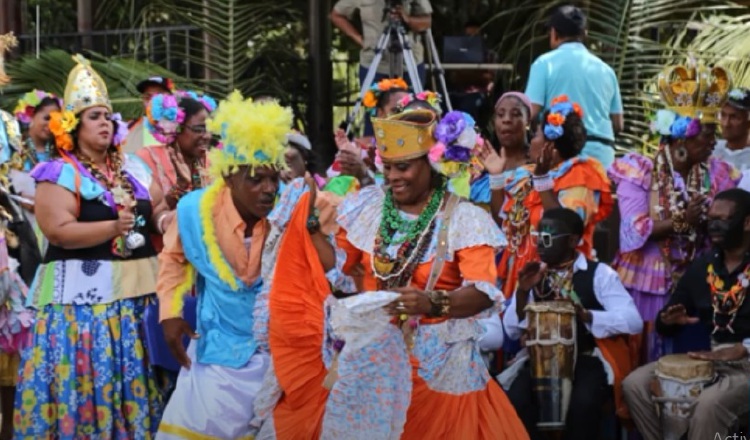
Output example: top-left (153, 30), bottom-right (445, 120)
top-left (444, 145), bottom-right (471, 162)
top-left (685, 118), bottom-right (701, 138)
top-left (435, 111), bottom-right (466, 144)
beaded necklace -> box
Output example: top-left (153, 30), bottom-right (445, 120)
top-left (707, 262), bottom-right (750, 334)
top-left (379, 184), bottom-right (444, 246)
top-left (372, 184), bottom-right (445, 289)
top-left (503, 178), bottom-right (532, 255)
top-left (651, 146), bottom-right (710, 279)
top-left (76, 149), bottom-right (144, 257)
top-left (535, 259), bottom-right (577, 302)
top-left (23, 138), bottom-right (51, 166)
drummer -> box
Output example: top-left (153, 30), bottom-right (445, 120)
top-left (501, 207), bottom-right (642, 439)
top-left (623, 188), bottom-right (750, 440)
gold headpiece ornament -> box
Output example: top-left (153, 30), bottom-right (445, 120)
top-left (0, 32), bottom-right (18, 87)
top-left (372, 109), bottom-right (437, 161)
top-left (63, 54), bottom-right (111, 114)
top-left (657, 63), bottom-right (732, 123)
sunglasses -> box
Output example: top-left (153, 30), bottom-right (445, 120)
top-left (530, 231), bottom-right (571, 248)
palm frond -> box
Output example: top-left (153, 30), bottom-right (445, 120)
top-left (0, 49), bottom-right (193, 120)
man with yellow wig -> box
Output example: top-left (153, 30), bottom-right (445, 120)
top-left (155, 92), bottom-right (297, 439)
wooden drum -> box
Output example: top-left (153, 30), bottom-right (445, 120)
top-left (652, 354), bottom-right (715, 440)
top-left (525, 300), bottom-right (577, 430)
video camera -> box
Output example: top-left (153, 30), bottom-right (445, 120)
top-left (382, 0), bottom-right (404, 21)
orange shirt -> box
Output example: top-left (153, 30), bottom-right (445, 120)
top-left (156, 187), bottom-right (267, 321)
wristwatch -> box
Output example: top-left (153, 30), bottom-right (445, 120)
top-left (306, 208), bottom-right (321, 234)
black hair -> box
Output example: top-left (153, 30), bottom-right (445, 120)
top-left (541, 109), bottom-right (587, 159)
top-left (377, 88), bottom-right (408, 111)
top-left (714, 188), bottom-right (750, 222)
top-left (287, 141), bottom-right (318, 174)
top-left (34, 97), bottom-right (61, 115)
top-left (548, 4), bottom-right (587, 39)
top-left (542, 207), bottom-right (584, 237)
top-left (179, 98), bottom-right (207, 123)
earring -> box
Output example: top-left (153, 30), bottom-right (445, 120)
top-left (675, 145), bottom-right (688, 163)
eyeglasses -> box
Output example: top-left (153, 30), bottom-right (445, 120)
top-left (185, 124), bottom-right (208, 134)
top-left (530, 231), bottom-right (571, 248)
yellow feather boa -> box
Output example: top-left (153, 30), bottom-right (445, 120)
top-left (170, 264), bottom-right (195, 318)
top-left (200, 180), bottom-right (239, 290)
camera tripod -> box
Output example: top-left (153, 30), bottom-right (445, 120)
top-left (345, 4), bottom-right (452, 136)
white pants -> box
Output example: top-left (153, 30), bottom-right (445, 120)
top-left (157, 341), bottom-right (270, 440)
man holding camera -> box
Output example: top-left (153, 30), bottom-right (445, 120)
top-left (330, 0), bottom-right (432, 88)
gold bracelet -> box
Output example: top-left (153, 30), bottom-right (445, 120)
top-left (428, 290), bottom-right (451, 318)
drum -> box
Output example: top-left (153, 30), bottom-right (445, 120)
top-left (525, 300), bottom-right (577, 430)
top-left (652, 354), bottom-right (715, 440)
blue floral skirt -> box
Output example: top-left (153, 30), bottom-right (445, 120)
top-left (13, 297), bottom-right (163, 439)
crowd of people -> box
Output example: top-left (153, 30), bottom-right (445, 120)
top-left (0, 3), bottom-right (748, 440)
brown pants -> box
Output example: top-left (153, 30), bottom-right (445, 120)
top-left (623, 361), bottom-right (750, 440)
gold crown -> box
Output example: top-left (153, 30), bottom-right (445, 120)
top-left (657, 63), bottom-right (732, 123)
top-left (63, 55), bottom-right (111, 115)
top-left (372, 110), bottom-right (436, 161)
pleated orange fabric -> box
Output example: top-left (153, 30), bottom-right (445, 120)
top-left (268, 192), bottom-right (330, 439)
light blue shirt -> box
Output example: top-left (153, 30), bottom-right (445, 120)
top-left (525, 42), bottom-right (622, 168)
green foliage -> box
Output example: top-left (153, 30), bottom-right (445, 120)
top-left (0, 49), bottom-right (193, 120)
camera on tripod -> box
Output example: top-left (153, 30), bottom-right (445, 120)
top-left (382, 0), bottom-right (404, 22)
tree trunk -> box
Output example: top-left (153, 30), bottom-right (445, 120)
top-left (77, 0), bottom-right (93, 50)
top-left (309, 0), bottom-right (335, 170)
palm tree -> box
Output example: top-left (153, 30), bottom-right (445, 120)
top-left (0, 49), bottom-right (191, 120)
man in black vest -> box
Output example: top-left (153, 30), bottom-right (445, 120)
top-left (502, 207), bottom-right (642, 439)
top-left (623, 188), bottom-right (750, 440)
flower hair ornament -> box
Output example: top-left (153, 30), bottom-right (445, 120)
top-left (14, 90), bottom-right (62, 126)
top-left (649, 109), bottom-right (701, 140)
top-left (363, 77), bottom-right (408, 117)
top-left (428, 110), bottom-right (481, 198)
top-left (48, 110), bottom-right (79, 152)
top-left (543, 95), bottom-right (584, 140)
top-left (395, 90), bottom-right (442, 115)
top-left (175, 89), bottom-right (218, 113)
top-left (145, 93), bottom-right (186, 144)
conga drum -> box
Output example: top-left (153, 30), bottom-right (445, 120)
top-left (524, 300), bottom-right (577, 430)
top-left (652, 354), bottom-right (715, 440)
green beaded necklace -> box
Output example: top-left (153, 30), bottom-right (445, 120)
top-left (379, 182), bottom-right (446, 246)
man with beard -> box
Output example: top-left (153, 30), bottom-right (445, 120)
top-left (154, 93), bottom-right (292, 439)
top-left (623, 188), bottom-right (750, 440)
top-left (502, 207), bottom-right (642, 439)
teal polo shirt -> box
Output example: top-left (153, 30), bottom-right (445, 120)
top-left (525, 42), bottom-right (622, 168)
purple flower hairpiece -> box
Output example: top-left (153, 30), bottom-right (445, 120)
top-left (435, 111), bottom-right (467, 145)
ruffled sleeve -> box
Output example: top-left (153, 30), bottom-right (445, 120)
top-left (553, 157), bottom-right (614, 224)
top-left (336, 185), bottom-right (383, 256)
top-left (609, 154), bottom-right (654, 253)
top-left (448, 200), bottom-right (507, 256)
top-left (470, 173), bottom-right (491, 205)
top-left (708, 157), bottom-right (741, 194)
top-left (30, 159), bottom-right (105, 201)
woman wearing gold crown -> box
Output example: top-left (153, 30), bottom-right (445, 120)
top-left (262, 109), bottom-right (529, 439)
top-left (13, 55), bottom-right (170, 439)
top-left (609, 64), bottom-right (741, 363)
